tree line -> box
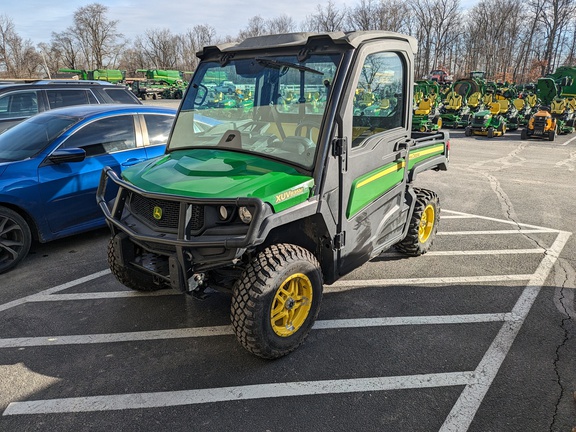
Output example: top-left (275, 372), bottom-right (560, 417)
top-left (1, 0), bottom-right (575, 84)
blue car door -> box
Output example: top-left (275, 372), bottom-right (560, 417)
top-left (141, 113), bottom-right (174, 158)
top-left (38, 114), bottom-right (148, 235)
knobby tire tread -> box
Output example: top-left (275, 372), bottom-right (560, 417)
top-left (231, 243), bottom-right (321, 359)
top-left (395, 188), bottom-right (440, 256)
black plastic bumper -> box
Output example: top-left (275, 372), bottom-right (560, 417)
top-left (97, 167), bottom-right (271, 291)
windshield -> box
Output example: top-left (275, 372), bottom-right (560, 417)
top-left (0, 114), bottom-right (77, 162)
top-left (169, 53), bottom-right (341, 169)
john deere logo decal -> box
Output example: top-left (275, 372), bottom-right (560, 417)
top-left (153, 206), bottom-right (163, 220)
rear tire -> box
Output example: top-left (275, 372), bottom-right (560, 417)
top-left (107, 237), bottom-right (166, 291)
top-left (395, 188), bottom-right (440, 257)
top-left (231, 244), bottom-right (323, 359)
top-left (0, 206), bottom-right (32, 274)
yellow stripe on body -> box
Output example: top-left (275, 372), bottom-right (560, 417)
top-left (356, 161), bottom-right (405, 189)
top-left (409, 144), bottom-right (445, 160)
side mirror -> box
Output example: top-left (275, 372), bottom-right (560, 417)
top-left (48, 148), bottom-right (86, 164)
top-left (193, 84), bottom-right (208, 106)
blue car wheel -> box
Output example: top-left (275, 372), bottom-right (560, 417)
top-left (0, 206), bottom-right (32, 274)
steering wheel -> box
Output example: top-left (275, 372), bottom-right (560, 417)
top-left (295, 121), bottom-right (321, 140)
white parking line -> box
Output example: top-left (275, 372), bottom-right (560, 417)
top-left (439, 230), bottom-right (572, 431)
top-left (0, 212), bottom-right (572, 423)
top-left (0, 270), bottom-right (110, 313)
top-left (29, 291), bottom-right (180, 302)
top-left (328, 274), bottom-right (532, 292)
top-left (442, 210), bottom-right (562, 232)
top-left (438, 229), bottom-right (557, 235)
top-left (560, 135), bottom-right (576, 146)
top-left (4, 371), bottom-right (476, 415)
top-left (0, 313), bottom-right (513, 348)
top-left (426, 249), bottom-right (545, 256)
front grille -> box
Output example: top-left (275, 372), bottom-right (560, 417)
top-left (471, 118), bottom-right (486, 127)
top-left (533, 117), bottom-right (547, 128)
top-left (128, 193), bottom-right (204, 232)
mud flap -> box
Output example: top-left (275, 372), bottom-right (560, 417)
top-left (169, 255), bottom-right (186, 292)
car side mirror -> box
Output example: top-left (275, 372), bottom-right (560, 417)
top-left (49, 148), bottom-right (86, 164)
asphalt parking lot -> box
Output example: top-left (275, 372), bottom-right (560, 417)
top-left (1, 121), bottom-right (575, 431)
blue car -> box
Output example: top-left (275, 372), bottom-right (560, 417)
top-left (0, 104), bottom-right (176, 273)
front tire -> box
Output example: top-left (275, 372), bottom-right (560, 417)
top-left (107, 236), bottom-right (166, 291)
top-left (231, 244), bottom-right (323, 359)
top-left (395, 188), bottom-right (440, 256)
top-left (0, 207), bottom-right (32, 274)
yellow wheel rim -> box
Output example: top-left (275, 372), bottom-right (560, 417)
top-left (437, 118), bottom-right (442, 129)
top-left (270, 273), bottom-right (313, 337)
top-left (418, 204), bottom-right (435, 243)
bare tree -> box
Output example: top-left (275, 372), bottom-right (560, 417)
top-left (135, 28), bottom-right (181, 69)
top-left (180, 24), bottom-right (218, 71)
top-left (303, 0), bottom-right (347, 32)
top-left (347, 0), bottom-right (378, 30)
top-left (537, 0), bottom-right (576, 74)
top-left (50, 31), bottom-right (82, 70)
top-left (0, 14), bottom-right (42, 78)
top-left (267, 15), bottom-right (296, 34)
top-left (72, 3), bottom-right (123, 69)
top-left (238, 16), bottom-right (268, 40)
top-left (373, 0), bottom-right (410, 32)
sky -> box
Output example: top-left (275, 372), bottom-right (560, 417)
top-left (2, 0), bottom-right (353, 45)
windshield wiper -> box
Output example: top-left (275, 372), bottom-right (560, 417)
top-left (255, 57), bottom-right (324, 75)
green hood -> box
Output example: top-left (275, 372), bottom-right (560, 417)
top-left (473, 109), bottom-right (492, 118)
top-left (122, 149), bottom-right (314, 212)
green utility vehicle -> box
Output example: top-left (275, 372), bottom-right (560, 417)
top-left (97, 31), bottom-right (449, 359)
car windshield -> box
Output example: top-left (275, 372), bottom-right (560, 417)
top-left (0, 114), bottom-right (77, 162)
top-left (169, 53), bottom-right (341, 169)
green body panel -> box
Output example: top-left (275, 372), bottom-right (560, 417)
top-left (347, 160), bottom-right (405, 218)
top-left (407, 144), bottom-right (445, 170)
top-left (122, 149), bottom-right (314, 212)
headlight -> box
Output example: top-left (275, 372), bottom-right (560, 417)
top-left (238, 206), bottom-right (253, 224)
top-left (219, 205), bottom-right (229, 220)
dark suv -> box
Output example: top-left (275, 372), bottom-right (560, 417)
top-left (0, 80), bottom-right (142, 133)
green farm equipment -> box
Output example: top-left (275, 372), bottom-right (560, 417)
top-left (465, 101), bottom-right (507, 138)
top-left (440, 91), bottom-right (470, 128)
top-left (58, 68), bottom-right (126, 84)
top-left (440, 76), bottom-right (486, 128)
top-left (134, 70), bottom-right (190, 99)
top-left (494, 90), bottom-right (519, 130)
top-left (412, 80), bottom-right (442, 132)
top-left (136, 69), bottom-right (188, 86)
